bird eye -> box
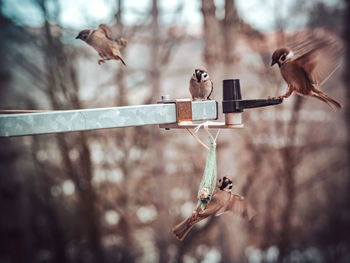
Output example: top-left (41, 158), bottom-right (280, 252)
top-left (219, 179), bottom-right (222, 182)
top-left (203, 73), bottom-right (208, 78)
top-left (281, 55), bottom-right (286, 61)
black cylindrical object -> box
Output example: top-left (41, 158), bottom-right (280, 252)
top-left (222, 79), bottom-right (243, 113)
top-left (223, 79), bottom-right (242, 100)
top-left (222, 78), bottom-right (284, 113)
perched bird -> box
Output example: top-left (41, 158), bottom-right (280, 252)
top-left (270, 30), bottom-right (343, 110)
top-left (76, 24), bottom-right (127, 66)
top-left (189, 68), bottom-right (213, 100)
top-left (172, 176), bottom-right (255, 241)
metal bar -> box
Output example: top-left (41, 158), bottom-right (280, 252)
top-left (160, 122), bottom-right (244, 129)
top-left (0, 110), bottom-right (52, 114)
top-left (0, 101), bottom-right (218, 137)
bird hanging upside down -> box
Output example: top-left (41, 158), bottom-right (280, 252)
top-left (172, 176), bottom-right (255, 241)
top-left (270, 30), bottom-right (343, 110)
top-left (76, 24), bottom-right (127, 66)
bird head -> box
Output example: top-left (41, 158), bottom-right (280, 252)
top-left (218, 176), bottom-right (233, 192)
top-left (75, 30), bottom-right (92, 42)
top-left (271, 47), bottom-right (294, 67)
top-left (199, 187), bottom-right (210, 200)
top-left (192, 68), bottom-right (209, 83)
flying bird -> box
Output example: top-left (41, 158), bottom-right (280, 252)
top-left (76, 24), bottom-right (127, 66)
top-left (172, 176), bottom-right (255, 241)
top-left (270, 30), bottom-right (343, 110)
top-left (189, 68), bottom-right (213, 100)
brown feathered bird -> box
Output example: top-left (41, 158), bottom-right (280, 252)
top-left (172, 177), bottom-right (255, 241)
top-left (76, 24), bottom-right (127, 66)
top-left (189, 68), bottom-right (213, 100)
top-left (270, 29), bottom-right (343, 110)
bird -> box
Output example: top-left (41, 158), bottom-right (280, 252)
top-left (172, 176), bottom-right (255, 241)
top-left (270, 30), bottom-right (343, 110)
top-left (76, 24), bottom-right (127, 66)
top-left (189, 68), bottom-right (213, 100)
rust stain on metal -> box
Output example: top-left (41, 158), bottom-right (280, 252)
top-left (176, 99), bottom-right (192, 123)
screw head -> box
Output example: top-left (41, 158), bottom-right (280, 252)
top-left (161, 95), bottom-right (170, 101)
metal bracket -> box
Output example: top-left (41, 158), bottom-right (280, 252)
top-left (176, 99), bottom-right (192, 123)
top-left (158, 97), bottom-right (243, 130)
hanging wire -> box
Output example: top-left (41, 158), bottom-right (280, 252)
top-left (185, 128), bottom-right (210, 151)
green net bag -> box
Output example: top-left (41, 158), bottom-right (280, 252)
top-left (197, 136), bottom-right (217, 210)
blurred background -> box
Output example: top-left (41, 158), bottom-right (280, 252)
top-left (0, 0), bottom-right (349, 262)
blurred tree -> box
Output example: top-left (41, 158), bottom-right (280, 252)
top-left (308, 2), bottom-right (344, 32)
top-left (201, 0), bottom-right (223, 69)
top-left (115, 0), bottom-right (127, 107)
top-left (35, 0), bottom-right (105, 261)
top-left (223, 0), bottom-right (240, 65)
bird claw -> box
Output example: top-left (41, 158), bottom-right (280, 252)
top-left (98, 59), bottom-right (105, 65)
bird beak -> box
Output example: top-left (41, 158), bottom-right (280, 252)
top-left (75, 35), bottom-right (80, 39)
top-left (195, 71), bottom-right (201, 82)
top-left (271, 61), bottom-right (276, 66)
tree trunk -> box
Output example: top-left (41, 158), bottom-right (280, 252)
top-left (148, 2), bottom-right (170, 262)
top-left (115, 0), bottom-right (128, 107)
top-left (201, 0), bottom-right (222, 70)
top-left (37, 1), bottom-right (104, 261)
top-left (277, 96), bottom-right (303, 261)
top-left (151, 0), bottom-right (161, 99)
top-left (223, 0), bottom-right (239, 65)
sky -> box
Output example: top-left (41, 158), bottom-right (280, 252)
top-left (2, 0), bottom-right (340, 32)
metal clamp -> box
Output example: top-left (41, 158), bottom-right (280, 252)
top-left (158, 97), bottom-right (243, 130)
top-left (176, 99), bottom-right (193, 123)
top-left (158, 79), bottom-right (283, 130)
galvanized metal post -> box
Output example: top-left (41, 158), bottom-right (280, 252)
top-left (0, 100), bottom-right (218, 137)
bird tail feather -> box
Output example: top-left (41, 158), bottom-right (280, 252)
top-left (312, 89), bottom-right (342, 111)
top-left (172, 218), bottom-right (194, 241)
top-left (119, 56), bottom-right (127, 67)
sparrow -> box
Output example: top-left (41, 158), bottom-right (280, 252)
top-left (189, 68), bottom-right (213, 100)
top-left (172, 176), bottom-right (255, 241)
top-left (270, 31), bottom-right (343, 110)
top-left (76, 24), bottom-right (127, 66)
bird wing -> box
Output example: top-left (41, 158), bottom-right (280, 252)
top-left (207, 79), bottom-right (214, 99)
top-left (200, 190), bottom-right (230, 216)
top-left (98, 24), bottom-right (113, 40)
top-left (116, 37), bottom-right (128, 47)
top-left (287, 29), bottom-right (344, 86)
top-left (224, 194), bottom-right (256, 220)
top-left (98, 24), bottom-right (127, 47)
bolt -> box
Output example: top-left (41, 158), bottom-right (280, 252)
top-left (161, 95), bottom-right (170, 101)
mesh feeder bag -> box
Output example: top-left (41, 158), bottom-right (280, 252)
top-left (197, 137), bottom-right (217, 210)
